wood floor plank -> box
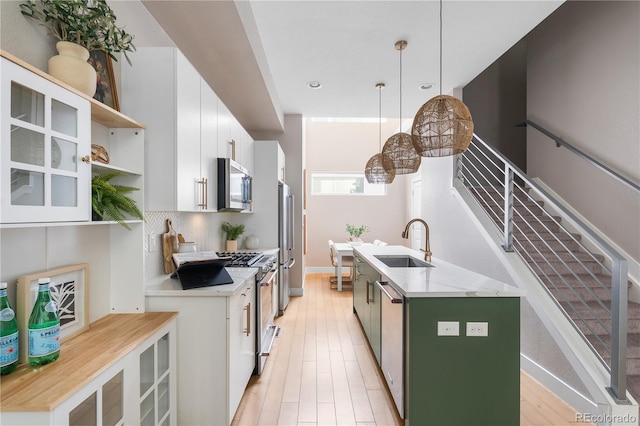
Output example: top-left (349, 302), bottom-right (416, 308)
top-left (233, 273), bottom-right (589, 426)
top-left (344, 360), bottom-right (376, 423)
top-left (317, 402), bottom-right (337, 426)
top-left (299, 361), bottom-right (318, 423)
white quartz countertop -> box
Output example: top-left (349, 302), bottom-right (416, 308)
top-left (144, 248), bottom-right (278, 297)
top-left (145, 267), bottom-right (257, 297)
top-left (353, 245), bottom-right (525, 298)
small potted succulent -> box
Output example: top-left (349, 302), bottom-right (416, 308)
top-left (346, 224), bottom-right (369, 245)
top-left (91, 172), bottom-right (144, 230)
top-left (20, 0), bottom-right (135, 95)
top-left (221, 222), bottom-right (245, 252)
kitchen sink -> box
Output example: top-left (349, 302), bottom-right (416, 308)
top-left (374, 255), bottom-right (434, 268)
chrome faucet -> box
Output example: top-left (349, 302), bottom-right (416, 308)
top-left (402, 218), bottom-right (432, 262)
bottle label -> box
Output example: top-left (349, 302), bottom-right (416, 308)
top-left (0, 307), bottom-right (15, 322)
top-left (29, 325), bottom-right (60, 357)
top-left (0, 331), bottom-right (19, 367)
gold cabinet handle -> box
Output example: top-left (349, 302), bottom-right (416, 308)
top-left (244, 302), bottom-right (251, 336)
top-left (81, 155), bottom-right (91, 163)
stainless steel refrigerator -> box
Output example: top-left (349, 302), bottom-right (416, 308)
top-left (278, 182), bottom-right (295, 315)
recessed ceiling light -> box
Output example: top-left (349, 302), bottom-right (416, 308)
top-left (419, 83), bottom-right (434, 91)
top-left (307, 81), bottom-right (322, 89)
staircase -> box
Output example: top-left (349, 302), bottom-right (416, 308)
top-left (457, 133), bottom-right (635, 404)
top-left (469, 185), bottom-right (640, 400)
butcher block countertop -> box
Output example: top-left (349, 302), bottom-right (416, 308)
top-left (0, 312), bottom-right (177, 412)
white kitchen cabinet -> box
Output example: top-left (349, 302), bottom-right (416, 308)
top-left (0, 313), bottom-right (177, 426)
top-left (244, 140), bottom-right (284, 248)
top-left (217, 100), bottom-right (254, 175)
top-left (277, 143), bottom-right (285, 183)
top-left (121, 47), bottom-right (218, 212)
top-left (146, 277), bottom-right (256, 426)
top-left (1, 56), bottom-right (91, 224)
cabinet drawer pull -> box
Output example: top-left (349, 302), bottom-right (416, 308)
top-left (197, 178), bottom-right (207, 209)
top-left (81, 155), bottom-right (91, 163)
top-left (375, 281), bottom-right (403, 303)
top-left (244, 302), bottom-right (251, 336)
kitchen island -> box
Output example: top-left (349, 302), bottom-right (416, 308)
top-left (352, 245), bottom-right (524, 426)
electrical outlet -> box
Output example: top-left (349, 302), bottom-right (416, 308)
top-left (466, 322), bottom-right (489, 337)
top-left (148, 233), bottom-right (158, 252)
top-left (437, 321), bottom-right (459, 336)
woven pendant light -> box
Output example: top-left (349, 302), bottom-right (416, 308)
top-left (382, 40), bottom-right (421, 175)
top-left (411, 0), bottom-right (474, 157)
top-left (365, 83), bottom-right (395, 184)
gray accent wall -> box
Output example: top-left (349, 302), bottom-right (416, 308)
top-left (464, 39), bottom-right (528, 172)
top-left (527, 1), bottom-right (640, 263)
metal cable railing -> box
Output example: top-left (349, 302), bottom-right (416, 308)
top-left (456, 133), bottom-right (630, 403)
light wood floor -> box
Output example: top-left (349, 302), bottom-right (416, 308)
top-left (232, 273), bottom-right (589, 426)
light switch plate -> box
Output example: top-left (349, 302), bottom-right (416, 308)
top-left (437, 321), bottom-right (459, 336)
top-left (466, 322), bottom-right (489, 337)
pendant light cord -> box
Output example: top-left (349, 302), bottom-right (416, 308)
top-left (399, 43), bottom-right (403, 129)
top-left (439, 0), bottom-right (443, 95)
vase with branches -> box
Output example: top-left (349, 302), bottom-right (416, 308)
top-left (20, 0), bottom-right (135, 64)
top-left (346, 223), bottom-right (369, 242)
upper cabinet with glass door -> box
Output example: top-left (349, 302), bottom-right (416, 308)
top-left (1, 57), bottom-right (91, 224)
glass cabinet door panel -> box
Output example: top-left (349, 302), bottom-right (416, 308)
top-left (69, 392), bottom-right (97, 426)
top-left (158, 333), bottom-right (169, 377)
top-left (51, 137), bottom-right (77, 171)
top-left (11, 169), bottom-right (44, 206)
top-left (51, 98), bottom-right (78, 137)
top-left (10, 125), bottom-right (44, 166)
top-left (2, 57), bottom-right (91, 223)
top-left (140, 345), bottom-right (154, 396)
top-left (140, 391), bottom-right (155, 426)
top-left (102, 370), bottom-right (124, 426)
top-left (51, 175), bottom-right (77, 207)
top-left (158, 375), bottom-right (170, 421)
top-left (10, 81), bottom-right (44, 126)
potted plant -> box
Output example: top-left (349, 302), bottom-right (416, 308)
top-left (346, 223), bottom-right (369, 244)
top-left (20, 0), bottom-right (135, 96)
top-left (221, 222), bottom-right (245, 252)
top-left (92, 172), bottom-right (144, 230)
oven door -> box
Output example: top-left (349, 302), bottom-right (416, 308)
top-left (256, 267), bottom-right (279, 375)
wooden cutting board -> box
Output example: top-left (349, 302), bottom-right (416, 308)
top-left (162, 219), bottom-right (179, 273)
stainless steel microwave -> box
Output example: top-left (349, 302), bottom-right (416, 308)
top-left (217, 158), bottom-right (252, 211)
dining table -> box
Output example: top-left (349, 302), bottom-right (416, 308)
top-left (333, 242), bottom-right (373, 291)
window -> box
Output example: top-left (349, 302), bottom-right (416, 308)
top-left (310, 172), bottom-right (386, 196)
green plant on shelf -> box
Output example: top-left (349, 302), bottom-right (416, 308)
top-left (92, 172), bottom-right (144, 230)
top-left (221, 222), bottom-right (245, 241)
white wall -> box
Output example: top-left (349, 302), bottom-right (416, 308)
top-left (527, 1), bottom-right (640, 263)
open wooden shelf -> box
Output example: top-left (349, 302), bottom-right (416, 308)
top-left (1, 49), bottom-right (145, 129)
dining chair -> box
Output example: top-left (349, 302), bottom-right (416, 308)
top-left (328, 240), bottom-right (354, 287)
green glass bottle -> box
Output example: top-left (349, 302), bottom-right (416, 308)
top-left (0, 282), bottom-right (19, 375)
top-left (28, 278), bottom-right (60, 366)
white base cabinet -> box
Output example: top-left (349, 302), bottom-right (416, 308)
top-left (146, 281), bottom-right (256, 426)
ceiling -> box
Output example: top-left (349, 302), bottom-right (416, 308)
top-left (110, 0), bottom-right (563, 137)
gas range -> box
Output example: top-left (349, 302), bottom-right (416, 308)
top-left (215, 251), bottom-right (264, 267)
top-left (215, 251), bottom-right (277, 275)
